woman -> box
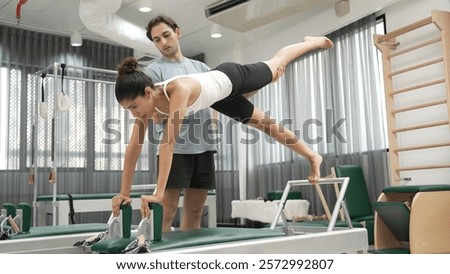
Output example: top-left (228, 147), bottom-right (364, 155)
top-left (115, 36), bottom-right (333, 217)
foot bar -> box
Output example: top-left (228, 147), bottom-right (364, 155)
top-left (269, 177), bottom-right (350, 232)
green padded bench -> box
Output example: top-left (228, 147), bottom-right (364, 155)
top-left (0, 204), bottom-right (135, 254)
top-left (90, 227), bottom-right (285, 254)
top-left (151, 227), bottom-right (285, 252)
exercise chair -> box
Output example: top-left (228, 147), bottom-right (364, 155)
top-left (332, 165), bottom-right (375, 245)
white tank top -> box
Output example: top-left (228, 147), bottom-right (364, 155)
top-left (154, 70), bottom-right (232, 116)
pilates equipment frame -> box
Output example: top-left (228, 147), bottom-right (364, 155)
top-left (269, 177), bottom-right (352, 232)
top-left (374, 10), bottom-right (450, 185)
top-left (32, 63), bottom-right (118, 226)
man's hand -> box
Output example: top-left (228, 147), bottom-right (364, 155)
top-left (112, 194), bottom-right (132, 217)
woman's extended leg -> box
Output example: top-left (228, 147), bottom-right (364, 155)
top-left (247, 107), bottom-right (322, 183)
top-left (264, 36), bottom-right (333, 81)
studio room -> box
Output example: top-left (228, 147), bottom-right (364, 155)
top-left (0, 0), bottom-right (449, 264)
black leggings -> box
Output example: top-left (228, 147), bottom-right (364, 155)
top-left (211, 62), bottom-right (273, 123)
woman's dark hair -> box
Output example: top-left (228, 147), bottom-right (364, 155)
top-left (115, 57), bottom-right (154, 102)
top-left (146, 14), bottom-right (179, 41)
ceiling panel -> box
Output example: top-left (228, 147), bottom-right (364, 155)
top-left (0, 0), bottom-right (332, 57)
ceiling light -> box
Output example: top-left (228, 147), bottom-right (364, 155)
top-left (210, 24), bottom-right (222, 39)
top-left (70, 31), bottom-right (82, 47)
top-left (138, 0), bottom-right (152, 13)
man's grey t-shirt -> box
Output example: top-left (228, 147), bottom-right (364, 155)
top-left (144, 57), bottom-right (217, 155)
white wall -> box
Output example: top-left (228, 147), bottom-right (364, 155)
top-left (206, 0), bottom-right (450, 186)
top-left (206, 0), bottom-right (406, 66)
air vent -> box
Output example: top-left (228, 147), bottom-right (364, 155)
top-left (205, 0), bottom-right (250, 17)
top-left (205, 0), bottom-right (329, 32)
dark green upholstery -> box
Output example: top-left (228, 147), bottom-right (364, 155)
top-left (17, 203), bottom-right (32, 233)
top-left (372, 202), bottom-right (410, 242)
top-left (333, 165), bottom-right (374, 245)
top-left (267, 191), bottom-right (302, 200)
top-left (368, 248), bottom-right (410, 254)
top-left (2, 203), bottom-right (16, 217)
top-left (150, 203), bottom-right (163, 241)
top-left (90, 237), bottom-right (135, 254)
top-left (151, 227), bottom-right (285, 251)
top-left (382, 184), bottom-right (450, 194)
top-left (120, 204), bottom-right (132, 238)
top-left (90, 227), bottom-right (284, 253)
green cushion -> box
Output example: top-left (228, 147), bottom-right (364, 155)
top-left (17, 203), bottom-right (32, 232)
top-left (120, 204), bottom-right (132, 238)
top-left (361, 218), bottom-right (374, 245)
top-left (372, 202), bottom-right (410, 242)
top-left (89, 227), bottom-right (284, 253)
top-left (353, 215), bottom-right (374, 223)
top-left (149, 203), bottom-right (163, 241)
top-left (368, 248), bottom-right (410, 254)
top-left (90, 237), bottom-right (135, 254)
top-left (151, 227), bottom-right (285, 251)
top-left (267, 191), bottom-right (302, 200)
top-left (334, 165), bottom-right (373, 219)
top-left (383, 184), bottom-right (450, 194)
top-left (2, 203), bottom-right (16, 217)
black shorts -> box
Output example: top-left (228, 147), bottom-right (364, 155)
top-left (211, 62), bottom-right (273, 123)
top-left (157, 151), bottom-right (216, 189)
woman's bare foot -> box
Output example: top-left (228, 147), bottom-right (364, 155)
top-left (307, 153), bottom-right (323, 184)
top-left (304, 36), bottom-right (334, 49)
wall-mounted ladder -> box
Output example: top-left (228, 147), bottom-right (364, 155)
top-left (374, 10), bottom-right (450, 185)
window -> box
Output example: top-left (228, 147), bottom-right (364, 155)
top-left (0, 68), bottom-right (21, 170)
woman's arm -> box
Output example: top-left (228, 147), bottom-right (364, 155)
top-left (140, 81), bottom-right (192, 217)
top-left (112, 118), bottom-right (148, 216)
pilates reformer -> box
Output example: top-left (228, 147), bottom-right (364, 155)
top-left (1, 177), bottom-right (368, 254)
top-left (6, 178), bottom-right (368, 254)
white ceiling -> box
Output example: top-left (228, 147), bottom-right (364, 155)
top-left (0, 0), bottom-right (332, 57)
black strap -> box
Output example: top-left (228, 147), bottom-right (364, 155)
top-left (0, 232), bottom-right (8, 240)
top-left (40, 73), bottom-right (46, 102)
top-left (67, 194), bottom-right (75, 224)
top-left (60, 63), bottom-right (66, 95)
